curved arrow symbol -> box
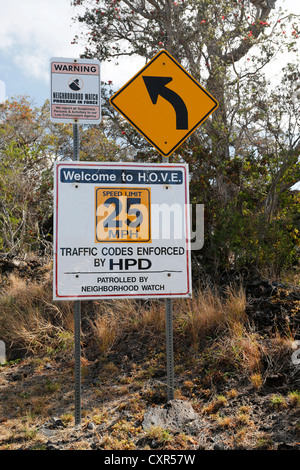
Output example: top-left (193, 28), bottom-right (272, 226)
top-left (142, 76), bottom-right (188, 130)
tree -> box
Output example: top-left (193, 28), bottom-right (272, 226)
top-left (72, 0), bottom-right (300, 274)
top-left (0, 97), bottom-right (126, 257)
top-left (0, 98), bottom-right (54, 256)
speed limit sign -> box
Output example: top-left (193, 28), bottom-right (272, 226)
top-left (53, 161), bottom-right (191, 300)
top-left (95, 187), bottom-right (151, 243)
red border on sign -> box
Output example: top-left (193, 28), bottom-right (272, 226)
top-left (54, 162), bottom-right (191, 299)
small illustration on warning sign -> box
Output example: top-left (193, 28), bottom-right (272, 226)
top-left (69, 77), bottom-right (83, 91)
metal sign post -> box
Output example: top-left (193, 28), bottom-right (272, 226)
top-left (165, 297), bottom-right (174, 400)
top-left (74, 298), bottom-right (81, 426)
top-left (51, 57), bottom-right (101, 427)
top-left (162, 154), bottom-right (174, 401)
top-left (73, 122), bottom-right (81, 426)
top-left (109, 49), bottom-right (218, 401)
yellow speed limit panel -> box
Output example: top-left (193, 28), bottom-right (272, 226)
top-left (95, 187), bottom-right (151, 243)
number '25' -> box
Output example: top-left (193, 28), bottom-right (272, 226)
top-left (103, 197), bottom-right (143, 228)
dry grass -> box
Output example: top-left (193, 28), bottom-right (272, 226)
top-left (250, 373), bottom-right (263, 390)
top-left (0, 270), bottom-right (299, 450)
top-left (0, 273), bottom-right (74, 357)
top-left (89, 299), bottom-right (166, 354)
top-left (175, 285), bottom-right (247, 351)
top-left (87, 284), bottom-right (249, 374)
top-left (0, 274), bottom-right (265, 383)
top-left (0, 272), bottom-right (296, 391)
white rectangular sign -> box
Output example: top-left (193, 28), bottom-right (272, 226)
top-left (53, 162), bottom-right (192, 300)
top-left (50, 57), bottom-right (101, 124)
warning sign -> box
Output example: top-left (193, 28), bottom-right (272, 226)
top-left (50, 58), bottom-right (101, 124)
top-left (110, 50), bottom-right (218, 157)
top-left (53, 161), bottom-right (191, 300)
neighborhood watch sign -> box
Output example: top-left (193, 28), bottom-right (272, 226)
top-left (50, 57), bottom-right (101, 124)
top-left (53, 161), bottom-right (192, 300)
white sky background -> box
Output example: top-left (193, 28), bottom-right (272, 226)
top-left (0, 0), bottom-right (299, 105)
top-left (0, 0), bottom-right (144, 103)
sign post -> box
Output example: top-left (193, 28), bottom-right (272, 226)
top-left (73, 123), bottom-right (81, 427)
top-left (163, 154), bottom-right (174, 401)
top-left (110, 49), bottom-right (218, 401)
top-left (51, 57), bottom-right (101, 426)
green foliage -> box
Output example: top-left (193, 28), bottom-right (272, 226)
top-left (0, 98), bottom-right (53, 255)
top-left (0, 97), bottom-right (127, 257)
top-left (184, 144), bottom-right (300, 273)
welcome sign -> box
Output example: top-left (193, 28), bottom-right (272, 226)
top-left (53, 161), bottom-right (192, 300)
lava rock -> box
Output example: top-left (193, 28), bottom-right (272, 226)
top-left (142, 399), bottom-right (198, 432)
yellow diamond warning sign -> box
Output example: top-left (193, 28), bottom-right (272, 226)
top-left (110, 50), bottom-right (218, 157)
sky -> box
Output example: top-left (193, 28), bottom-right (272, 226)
top-left (0, 0), bottom-right (299, 106)
top-left (0, 0), bottom-right (145, 105)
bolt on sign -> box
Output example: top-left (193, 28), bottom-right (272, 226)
top-left (53, 161), bottom-right (192, 300)
top-left (50, 57), bottom-right (101, 124)
top-left (110, 50), bottom-right (218, 157)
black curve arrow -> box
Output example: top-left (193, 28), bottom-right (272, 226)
top-left (142, 76), bottom-right (188, 130)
